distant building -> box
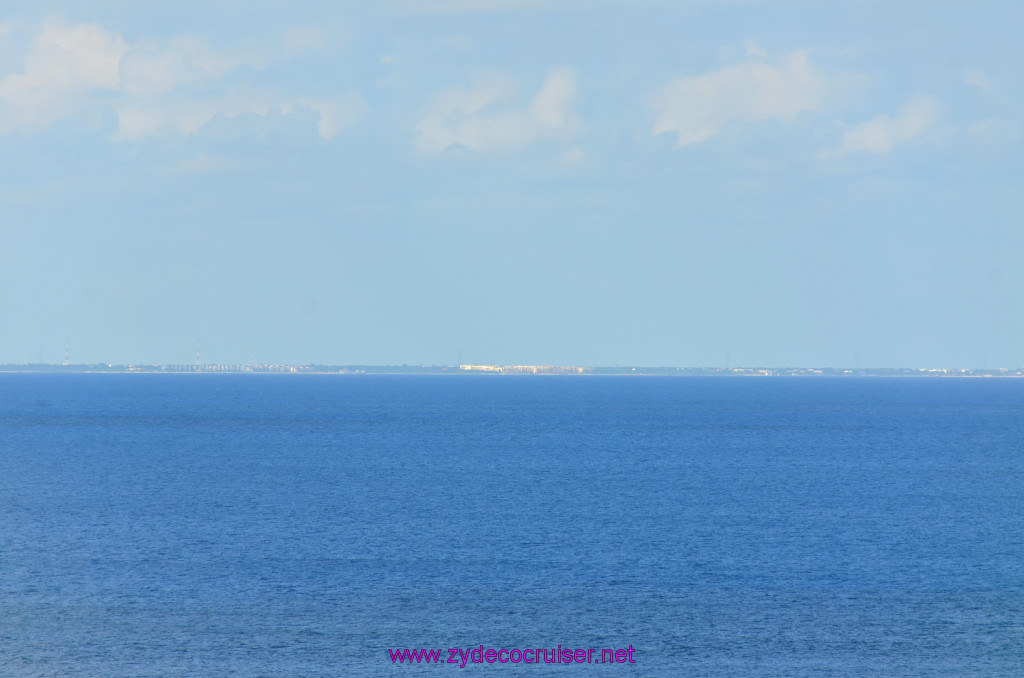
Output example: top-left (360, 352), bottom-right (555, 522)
top-left (460, 364), bottom-right (589, 375)
top-left (460, 364), bottom-right (503, 372)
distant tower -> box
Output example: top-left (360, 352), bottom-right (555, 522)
top-left (64, 341), bottom-right (69, 367)
top-left (195, 340), bottom-right (201, 370)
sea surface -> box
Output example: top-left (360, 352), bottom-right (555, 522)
top-left (0, 374), bottom-right (1022, 677)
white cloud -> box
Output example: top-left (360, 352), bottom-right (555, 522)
top-left (833, 96), bottom-right (939, 156)
top-left (113, 35), bottom-right (363, 141)
top-left (115, 32), bottom-right (362, 141)
top-left (651, 51), bottom-right (827, 147)
top-left (0, 21), bottom-right (360, 141)
top-left (38, 22), bottom-right (125, 89)
top-left (0, 23), bottom-right (126, 133)
top-left (415, 68), bottom-right (581, 154)
top-left (429, 75), bottom-right (517, 117)
top-left (112, 90), bottom-right (367, 142)
top-left (283, 27), bottom-right (329, 55)
top-left (112, 90), bottom-right (281, 141)
top-left (119, 45), bottom-right (202, 98)
top-left (163, 32), bottom-right (331, 76)
top-left (963, 69), bottom-right (996, 96)
top-left (399, 0), bottom-right (546, 13)
top-left (529, 69), bottom-right (576, 127)
top-left (165, 36), bottom-right (262, 77)
top-left (295, 97), bottom-right (369, 140)
top-left (743, 40), bottom-right (766, 59)
top-left (117, 34), bottom-right (306, 100)
top-left (558, 146), bottom-right (589, 169)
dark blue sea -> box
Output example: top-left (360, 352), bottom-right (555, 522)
top-left (1, 375), bottom-right (1022, 677)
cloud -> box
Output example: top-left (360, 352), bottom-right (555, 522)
top-left (297, 97), bottom-right (369, 140)
top-left (529, 69), bottom-right (576, 127)
top-left (651, 51), bottom-right (827, 147)
top-left (165, 35), bottom-right (270, 77)
top-left (112, 89), bottom-right (281, 140)
top-left (117, 35), bottom-right (300, 100)
top-left (0, 21), bottom-right (360, 141)
top-left (833, 96), bottom-right (939, 156)
top-left (743, 40), bottom-right (766, 59)
top-left (415, 69), bottom-right (581, 154)
top-left (283, 27), bottom-right (329, 55)
top-left (557, 147), bottom-right (589, 169)
top-left (119, 45), bottom-right (203, 98)
top-left (112, 90), bottom-right (366, 142)
top-left (963, 69), bottom-right (996, 96)
top-left (398, 0), bottom-right (547, 13)
top-left (114, 34), bottom-right (366, 141)
top-left (429, 75), bottom-right (517, 117)
top-left (0, 23), bottom-right (126, 133)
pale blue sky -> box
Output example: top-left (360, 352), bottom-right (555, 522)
top-left (1, 1), bottom-right (1021, 367)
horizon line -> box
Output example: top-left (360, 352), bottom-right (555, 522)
top-left (2, 362), bottom-right (1023, 376)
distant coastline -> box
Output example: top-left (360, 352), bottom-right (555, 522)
top-left (2, 363), bottom-right (1022, 377)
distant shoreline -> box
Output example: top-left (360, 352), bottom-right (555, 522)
top-left (2, 364), bottom-right (1022, 377)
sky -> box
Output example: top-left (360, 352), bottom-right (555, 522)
top-left (1, 0), bottom-right (1021, 368)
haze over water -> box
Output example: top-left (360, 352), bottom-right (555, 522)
top-left (1, 374), bottom-right (1021, 676)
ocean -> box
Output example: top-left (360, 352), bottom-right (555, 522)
top-left (1, 374), bottom-right (1021, 676)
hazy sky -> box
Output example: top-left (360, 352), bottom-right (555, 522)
top-left (1, 1), bottom-right (1021, 367)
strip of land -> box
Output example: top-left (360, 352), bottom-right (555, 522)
top-left (1, 364), bottom-right (1021, 377)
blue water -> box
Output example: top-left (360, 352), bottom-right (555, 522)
top-left (1, 375), bottom-right (1022, 676)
